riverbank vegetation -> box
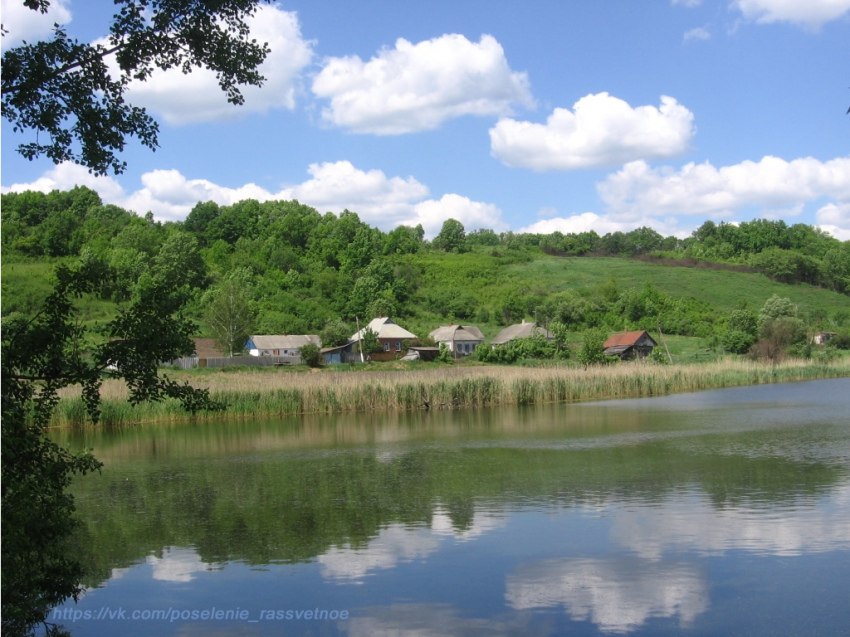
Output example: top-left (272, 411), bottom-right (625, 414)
top-left (52, 357), bottom-right (850, 427)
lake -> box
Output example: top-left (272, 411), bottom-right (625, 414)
top-left (51, 378), bottom-right (850, 636)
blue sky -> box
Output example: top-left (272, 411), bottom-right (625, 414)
top-left (2, 0), bottom-right (849, 239)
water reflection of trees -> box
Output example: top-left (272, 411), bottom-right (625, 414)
top-left (67, 409), bottom-right (847, 589)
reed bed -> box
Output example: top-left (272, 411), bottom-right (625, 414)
top-left (52, 358), bottom-right (850, 427)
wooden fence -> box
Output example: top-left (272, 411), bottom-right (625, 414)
top-left (167, 355), bottom-right (300, 370)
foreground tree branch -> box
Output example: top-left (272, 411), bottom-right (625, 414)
top-left (2, 0), bottom-right (270, 174)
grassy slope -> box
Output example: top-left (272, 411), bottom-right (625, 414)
top-left (402, 250), bottom-right (850, 333)
top-left (513, 256), bottom-right (850, 315)
top-left (1, 258), bottom-right (116, 325)
top-left (4, 251), bottom-right (848, 343)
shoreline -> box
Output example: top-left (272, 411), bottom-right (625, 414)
top-left (51, 357), bottom-right (850, 428)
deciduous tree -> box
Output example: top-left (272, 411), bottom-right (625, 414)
top-left (2, 0), bottom-right (270, 174)
top-left (203, 270), bottom-right (257, 357)
top-left (2, 255), bottom-right (221, 636)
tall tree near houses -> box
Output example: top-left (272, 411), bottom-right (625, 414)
top-left (204, 274), bottom-right (257, 357)
top-left (1, 2), bottom-right (271, 635)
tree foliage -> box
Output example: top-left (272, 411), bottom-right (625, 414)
top-left (359, 327), bottom-right (382, 356)
top-left (2, 188), bottom-right (848, 353)
top-left (432, 218), bottom-right (467, 253)
top-left (750, 295), bottom-right (806, 362)
top-left (203, 269), bottom-right (256, 357)
top-left (1, 255), bottom-right (221, 636)
top-left (578, 328), bottom-right (608, 367)
top-left (2, 0), bottom-right (270, 174)
top-left (299, 343), bottom-right (321, 367)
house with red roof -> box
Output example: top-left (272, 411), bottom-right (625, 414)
top-left (603, 330), bottom-right (657, 360)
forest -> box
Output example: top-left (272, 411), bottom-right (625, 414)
top-left (2, 186), bottom-right (850, 361)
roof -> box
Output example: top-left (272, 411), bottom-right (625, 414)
top-left (491, 322), bottom-right (553, 345)
top-left (602, 330), bottom-right (656, 349)
top-left (351, 317), bottom-right (417, 341)
top-left (248, 335), bottom-right (321, 350)
top-left (429, 324), bottom-right (485, 342)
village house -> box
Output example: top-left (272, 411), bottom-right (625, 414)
top-left (350, 317), bottom-right (417, 361)
top-left (245, 335), bottom-right (321, 365)
top-left (429, 324), bottom-right (485, 357)
top-left (491, 321), bottom-right (553, 347)
top-left (603, 330), bottom-right (657, 360)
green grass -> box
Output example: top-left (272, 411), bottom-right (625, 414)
top-left (399, 251), bottom-right (849, 339)
top-left (1, 257), bottom-right (117, 326)
top-left (509, 256), bottom-right (849, 316)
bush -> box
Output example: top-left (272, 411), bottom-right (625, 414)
top-left (720, 328), bottom-right (757, 355)
top-left (475, 336), bottom-right (556, 364)
top-left (300, 343), bottom-right (321, 367)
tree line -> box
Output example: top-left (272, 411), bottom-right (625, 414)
top-left (3, 187), bottom-right (849, 354)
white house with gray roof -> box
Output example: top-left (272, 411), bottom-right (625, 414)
top-left (429, 324), bottom-right (485, 356)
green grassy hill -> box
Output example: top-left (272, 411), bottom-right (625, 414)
top-left (3, 249), bottom-right (848, 366)
top-left (399, 250), bottom-right (849, 336)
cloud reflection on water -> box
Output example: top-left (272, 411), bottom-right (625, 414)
top-left (505, 557), bottom-right (708, 634)
top-left (610, 483), bottom-right (850, 559)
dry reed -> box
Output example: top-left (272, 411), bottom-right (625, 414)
top-left (52, 358), bottom-right (850, 427)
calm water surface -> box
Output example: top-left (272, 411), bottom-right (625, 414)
top-left (52, 378), bottom-right (850, 636)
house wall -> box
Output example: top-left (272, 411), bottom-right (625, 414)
top-left (251, 347), bottom-right (304, 363)
top-left (442, 340), bottom-right (480, 355)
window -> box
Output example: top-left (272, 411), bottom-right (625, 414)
top-left (395, 341), bottom-right (402, 352)
top-left (383, 342), bottom-right (390, 352)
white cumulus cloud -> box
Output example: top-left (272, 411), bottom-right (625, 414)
top-left (2, 162), bottom-right (126, 202)
top-left (490, 93), bottom-right (695, 171)
top-left (119, 5), bottom-right (314, 124)
top-left (816, 202), bottom-right (850, 240)
top-left (312, 33), bottom-right (533, 134)
top-left (598, 155), bottom-right (850, 224)
top-left (406, 194), bottom-right (507, 238)
top-left (0, 0), bottom-right (72, 50)
top-left (279, 160), bottom-right (429, 223)
top-left (278, 162), bottom-right (506, 235)
top-left (520, 212), bottom-right (628, 235)
top-left (2, 160), bottom-right (505, 234)
top-left (733, 0), bottom-right (850, 29)
top-left (122, 170), bottom-right (273, 221)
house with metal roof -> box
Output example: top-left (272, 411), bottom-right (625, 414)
top-left (603, 330), bottom-right (657, 360)
top-left (350, 317), bottom-right (418, 361)
top-left (246, 334), bottom-right (321, 364)
top-left (491, 321), bottom-right (553, 346)
top-left (428, 324), bottom-right (485, 357)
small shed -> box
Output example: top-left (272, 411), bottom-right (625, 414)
top-left (603, 330), bottom-right (657, 360)
top-left (321, 342), bottom-right (357, 365)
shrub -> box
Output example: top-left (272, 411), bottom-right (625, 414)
top-left (300, 343), bottom-right (321, 367)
